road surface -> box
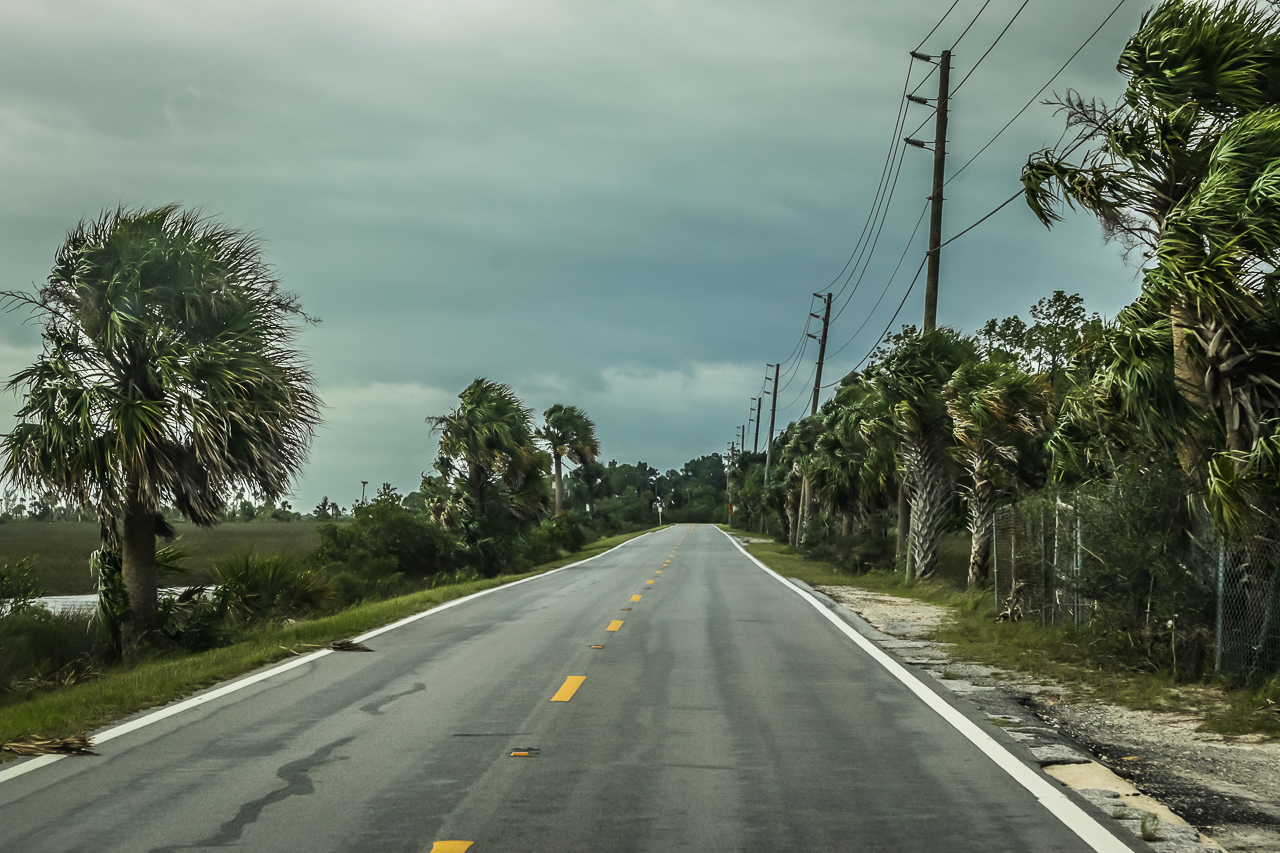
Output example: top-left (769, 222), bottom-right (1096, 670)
top-left (0, 524), bottom-right (1141, 852)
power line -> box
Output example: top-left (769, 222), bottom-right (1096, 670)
top-left (850, 255), bottom-right (930, 372)
top-left (827, 59), bottom-right (917, 303)
top-left (949, 0), bottom-right (994, 51)
top-left (945, 0), bottom-right (1132, 186)
top-left (949, 0), bottom-right (1032, 97)
top-left (825, 200), bottom-right (932, 366)
top-left (916, 0), bottom-right (962, 51)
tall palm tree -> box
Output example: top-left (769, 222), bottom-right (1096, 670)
top-left (945, 360), bottom-right (1055, 586)
top-left (429, 378), bottom-right (548, 519)
top-left (538, 404), bottom-right (600, 516)
top-left (2, 205), bottom-right (320, 656)
top-left (1022, 0), bottom-right (1280, 536)
top-left (810, 379), bottom-right (898, 540)
top-left (867, 327), bottom-right (978, 579)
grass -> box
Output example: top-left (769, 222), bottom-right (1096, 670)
top-left (3, 519), bottom-right (331, 594)
top-left (0, 526), bottom-right (654, 749)
top-left (742, 539), bottom-right (1280, 740)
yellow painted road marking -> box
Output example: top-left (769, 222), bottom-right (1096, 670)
top-left (646, 579), bottom-right (656, 584)
top-left (429, 843), bottom-right (474, 853)
top-left (551, 676), bottom-right (587, 702)
top-left (630, 595), bottom-right (642, 601)
top-left (656, 570), bottom-right (662, 574)
top-left (606, 620), bottom-right (624, 632)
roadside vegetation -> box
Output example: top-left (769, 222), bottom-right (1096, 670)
top-left (739, 530), bottom-right (1280, 739)
top-left (727, 0), bottom-right (1280, 724)
top-left (0, 528), bottom-right (652, 747)
top-left (0, 203), bottom-right (726, 749)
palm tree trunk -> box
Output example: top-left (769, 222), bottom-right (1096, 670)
top-left (907, 431), bottom-right (951, 580)
top-left (967, 469), bottom-right (994, 587)
top-left (120, 492), bottom-right (157, 658)
top-left (1172, 299), bottom-right (1214, 474)
top-left (895, 478), bottom-right (911, 564)
top-left (553, 453), bottom-right (564, 515)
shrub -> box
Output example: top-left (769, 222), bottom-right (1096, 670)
top-left (0, 557), bottom-right (42, 619)
top-left (214, 553), bottom-right (334, 621)
top-left (0, 610), bottom-right (101, 699)
top-left (315, 494), bottom-right (458, 579)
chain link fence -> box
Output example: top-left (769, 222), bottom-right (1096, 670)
top-left (992, 486), bottom-right (1280, 681)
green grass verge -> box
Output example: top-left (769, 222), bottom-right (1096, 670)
top-left (743, 541), bottom-right (1280, 740)
top-left (0, 527), bottom-right (655, 750)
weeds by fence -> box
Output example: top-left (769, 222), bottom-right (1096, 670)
top-left (992, 465), bottom-right (1280, 681)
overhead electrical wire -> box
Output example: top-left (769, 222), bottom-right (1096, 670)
top-left (945, 0), bottom-right (1132, 186)
top-left (949, 0), bottom-right (1032, 97)
top-left (916, 0), bottom-right (962, 51)
top-left (826, 58), bottom-right (917, 303)
top-left (824, 199), bottom-right (932, 369)
top-left (824, 0), bottom-right (1138, 386)
top-left (949, 0), bottom-right (995, 51)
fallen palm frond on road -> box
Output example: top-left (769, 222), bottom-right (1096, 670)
top-left (1, 733), bottom-right (96, 756)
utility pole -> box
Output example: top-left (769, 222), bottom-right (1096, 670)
top-left (762, 363), bottom-right (780, 535)
top-left (808, 292), bottom-right (832, 415)
top-left (747, 397), bottom-right (757, 455)
top-left (923, 49), bottom-right (951, 333)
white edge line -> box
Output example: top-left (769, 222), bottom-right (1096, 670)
top-left (0, 528), bottom-right (661, 787)
top-left (719, 530), bottom-right (1135, 853)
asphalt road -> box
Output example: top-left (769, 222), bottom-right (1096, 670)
top-left (0, 524), bottom-right (1142, 852)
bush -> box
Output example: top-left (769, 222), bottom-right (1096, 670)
top-left (315, 495), bottom-right (458, 579)
top-left (214, 553), bottom-right (334, 621)
top-left (0, 557), bottom-right (42, 619)
top-left (0, 609), bottom-right (101, 700)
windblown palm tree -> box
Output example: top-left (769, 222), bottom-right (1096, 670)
top-left (2, 205), bottom-right (320, 656)
top-left (429, 379), bottom-right (549, 518)
top-left (867, 327), bottom-right (977, 579)
top-left (538, 404), bottom-right (600, 515)
top-left (429, 379), bottom-right (551, 573)
top-left (810, 379), bottom-right (898, 541)
top-left (945, 360), bottom-right (1055, 586)
top-left (1022, 0), bottom-right (1280, 538)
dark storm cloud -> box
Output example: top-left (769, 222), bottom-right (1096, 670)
top-left (1, 1), bottom-right (1152, 508)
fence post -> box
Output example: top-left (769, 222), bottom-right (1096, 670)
top-left (1215, 540), bottom-right (1224, 674)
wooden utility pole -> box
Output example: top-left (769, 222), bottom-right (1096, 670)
top-left (923, 50), bottom-right (951, 333)
top-left (808, 292), bottom-right (832, 415)
top-left (753, 396), bottom-right (762, 453)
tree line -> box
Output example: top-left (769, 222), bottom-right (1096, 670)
top-left (730, 0), bottom-right (1280, 681)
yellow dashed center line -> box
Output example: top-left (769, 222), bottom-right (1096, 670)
top-left (630, 594), bottom-right (642, 601)
top-left (429, 842), bottom-right (474, 853)
top-left (606, 620), bottom-right (625, 632)
top-left (551, 676), bottom-right (587, 702)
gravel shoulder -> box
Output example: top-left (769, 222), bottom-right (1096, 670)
top-left (814, 584), bottom-right (1280, 853)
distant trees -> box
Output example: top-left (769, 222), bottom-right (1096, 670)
top-left (538, 404), bottom-right (600, 516)
top-left (1, 205), bottom-right (320, 657)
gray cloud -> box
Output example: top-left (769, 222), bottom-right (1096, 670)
top-left (2, 0), bottom-right (1154, 510)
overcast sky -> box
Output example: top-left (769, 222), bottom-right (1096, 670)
top-left (0, 0), bottom-right (1153, 512)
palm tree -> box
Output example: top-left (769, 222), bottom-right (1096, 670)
top-left (429, 379), bottom-right (548, 517)
top-left (945, 360), bottom-right (1055, 586)
top-left (810, 379), bottom-right (898, 541)
top-left (867, 327), bottom-right (977, 579)
top-left (2, 205), bottom-right (320, 656)
top-left (538, 404), bottom-right (600, 516)
top-left (1022, 0), bottom-right (1280, 535)
top-left (428, 379), bottom-right (551, 573)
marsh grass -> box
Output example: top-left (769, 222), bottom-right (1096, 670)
top-left (1, 520), bottom-right (330, 594)
top-left (0, 527), bottom-right (654, 749)
top-left (744, 540), bottom-right (1280, 739)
